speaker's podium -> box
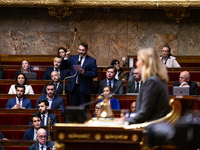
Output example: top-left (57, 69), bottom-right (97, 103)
top-left (54, 122), bottom-right (144, 150)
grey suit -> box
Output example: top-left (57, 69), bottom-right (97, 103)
top-left (128, 76), bottom-right (170, 124)
top-left (126, 81), bottom-right (142, 93)
top-left (96, 79), bottom-right (124, 95)
top-left (29, 141), bottom-right (54, 150)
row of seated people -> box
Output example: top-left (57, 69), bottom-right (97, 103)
top-left (0, 65), bottom-right (199, 95)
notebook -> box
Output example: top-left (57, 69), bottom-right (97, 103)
top-left (173, 86), bottom-right (189, 95)
top-left (24, 72), bottom-right (37, 80)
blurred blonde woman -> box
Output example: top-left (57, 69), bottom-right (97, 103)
top-left (14, 59), bottom-right (35, 79)
top-left (127, 48), bottom-right (170, 124)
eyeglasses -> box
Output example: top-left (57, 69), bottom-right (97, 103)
top-left (38, 135), bottom-right (47, 139)
top-left (95, 107), bottom-right (99, 110)
top-left (133, 73), bottom-right (139, 75)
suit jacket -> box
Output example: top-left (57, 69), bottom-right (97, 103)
top-left (8, 84), bottom-right (34, 94)
top-left (99, 98), bottom-right (120, 110)
top-left (126, 80), bottom-right (143, 93)
top-left (23, 127), bottom-right (49, 140)
top-left (0, 67), bottom-right (3, 79)
top-left (6, 97), bottom-right (33, 109)
top-left (35, 95), bottom-right (65, 115)
top-left (170, 81), bottom-right (198, 95)
top-left (128, 68), bottom-right (135, 81)
top-left (29, 112), bottom-right (57, 125)
top-left (29, 141), bottom-right (54, 150)
top-left (0, 131), bottom-right (4, 140)
top-left (96, 79), bottom-right (124, 95)
top-left (41, 83), bottom-right (67, 95)
top-left (128, 76), bottom-right (170, 124)
top-left (41, 67), bottom-right (68, 80)
top-left (14, 70), bottom-right (36, 79)
top-left (61, 55), bottom-right (98, 94)
top-left (160, 56), bottom-right (181, 68)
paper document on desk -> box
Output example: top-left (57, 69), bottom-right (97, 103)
top-left (73, 65), bottom-right (82, 71)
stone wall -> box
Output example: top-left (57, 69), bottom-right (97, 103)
top-left (0, 7), bottom-right (200, 66)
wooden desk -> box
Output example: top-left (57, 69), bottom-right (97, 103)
top-left (54, 123), bottom-right (144, 150)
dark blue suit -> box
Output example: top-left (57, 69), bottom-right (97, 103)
top-left (29, 112), bottom-right (57, 125)
top-left (0, 131), bottom-right (4, 140)
top-left (42, 67), bottom-right (68, 80)
top-left (29, 141), bottom-right (54, 150)
top-left (99, 98), bottom-right (120, 110)
top-left (15, 70), bottom-right (35, 79)
top-left (41, 83), bottom-right (67, 95)
top-left (61, 55), bottom-right (98, 106)
top-left (6, 97), bottom-right (32, 109)
top-left (23, 127), bottom-right (49, 140)
top-left (35, 95), bottom-right (65, 115)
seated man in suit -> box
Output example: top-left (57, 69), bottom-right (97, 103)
top-left (29, 128), bottom-right (54, 150)
top-left (41, 71), bottom-right (67, 95)
top-left (126, 68), bottom-right (142, 94)
top-left (24, 114), bottom-right (50, 140)
top-left (29, 100), bottom-right (57, 126)
top-left (6, 84), bottom-right (32, 109)
top-left (170, 71), bottom-right (198, 95)
top-left (35, 81), bottom-right (65, 115)
top-left (42, 56), bottom-right (68, 80)
top-left (97, 65), bottom-right (124, 95)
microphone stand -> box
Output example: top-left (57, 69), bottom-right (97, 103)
top-left (62, 71), bottom-right (78, 95)
top-left (48, 117), bottom-right (52, 141)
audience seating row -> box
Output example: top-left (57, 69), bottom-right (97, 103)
top-left (0, 94), bottom-right (66, 108)
top-left (0, 109), bottom-right (62, 125)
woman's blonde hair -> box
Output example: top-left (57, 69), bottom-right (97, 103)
top-left (138, 48), bottom-right (168, 83)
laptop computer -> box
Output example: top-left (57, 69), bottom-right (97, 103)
top-left (24, 72), bottom-right (37, 80)
top-left (173, 86), bottom-right (190, 95)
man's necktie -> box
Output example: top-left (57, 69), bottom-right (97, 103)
top-left (77, 57), bottom-right (83, 84)
top-left (42, 115), bottom-right (45, 126)
top-left (41, 145), bottom-right (43, 150)
top-left (109, 81), bottom-right (111, 87)
top-left (136, 82), bottom-right (139, 93)
top-left (34, 131), bottom-right (37, 140)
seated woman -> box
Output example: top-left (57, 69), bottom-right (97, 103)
top-left (8, 73), bottom-right (34, 94)
top-left (58, 47), bottom-right (70, 59)
top-left (98, 85), bottom-right (120, 110)
top-left (160, 46), bottom-right (180, 68)
top-left (111, 60), bottom-right (127, 81)
top-left (14, 59), bottom-right (36, 79)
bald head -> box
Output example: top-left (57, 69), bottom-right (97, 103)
top-left (179, 71), bottom-right (190, 84)
top-left (51, 71), bottom-right (60, 83)
top-left (37, 128), bottom-right (47, 145)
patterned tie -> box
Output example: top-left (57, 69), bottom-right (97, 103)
top-left (34, 131), bottom-right (37, 140)
top-left (42, 115), bottom-right (45, 126)
top-left (136, 82), bottom-right (139, 93)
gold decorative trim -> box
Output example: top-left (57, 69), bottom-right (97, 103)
top-left (55, 141), bottom-right (65, 150)
top-left (131, 134), bottom-right (139, 142)
top-left (95, 133), bottom-right (102, 141)
top-left (58, 132), bottom-right (65, 140)
top-left (68, 133), bottom-right (91, 139)
top-left (47, 7), bottom-right (73, 21)
top-left (104, 134), bottom-right (128, 140)
top-left (1, 1), bottom-right (200, 9)
top-left (165, 8), bottom-right (191, 23)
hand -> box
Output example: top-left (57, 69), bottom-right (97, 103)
top-left (12, 103), bottom-right (20, 109)
top-left (79, 69), bottom-right (85, 74)
top-left (65, 50), bottom-right (71, 59)
top-left (180, 82), bottom-right (190, 87)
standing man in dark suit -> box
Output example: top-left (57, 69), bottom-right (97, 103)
top-left (24, 114), bottom-right (49, 140)
top-left (6, 84), bottom-right (32, 109)
top-left (170, 71), bottom-right (198, 95)
top-left (61, 42), bottom-right (98, 106)
top-left (29, 128), bottom-right (54, 150)
top-left (30, 100), bottom-right (57, 126)
top-left (42, 56), bottom-right (68, 80)
top-left (97, 65), bottom-right (124, 95)
top-left (35, 81), bottom-right (65, 115)
top-left (41, 71), bottom-right (67, 95)
top-left (126, 68), bottom-right (142, 93)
